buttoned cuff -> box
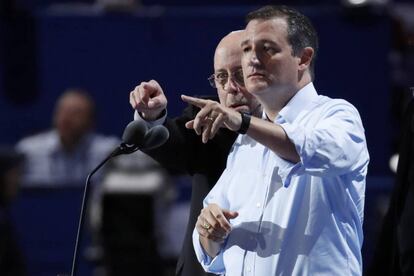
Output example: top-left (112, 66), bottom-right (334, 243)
top-left (133, 109), bottom-right (167, 128)
top-left (192, 228), bottom-right (225, 274)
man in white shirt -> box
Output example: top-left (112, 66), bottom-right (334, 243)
top-left (184, 5), bottom-right (369, 275)
top-left (16, 89), bottom-right (119, 186)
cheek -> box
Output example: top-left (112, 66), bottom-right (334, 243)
top-left (217, 90), bottom-right (228, 106)
top-left (272, 58), bottom-right (297, 76)
top-left (241, 60), bottom-right (249, 77)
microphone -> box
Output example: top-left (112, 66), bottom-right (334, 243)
top-left (122, 119), bottom-right (149, 144)
top-left (69, 120), bottom-right (169, 276)
top-left (142, 125), bottom-right (170, 150)
top-left (110, 120), bottom-right (148, 157)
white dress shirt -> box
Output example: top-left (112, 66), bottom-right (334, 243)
top-left (193, 82), bottom-right (369, 276)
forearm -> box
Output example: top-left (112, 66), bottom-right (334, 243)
top-left (179, 95), bottom-right (299, 162)
top-left (246, 116), bottom-right (300, 163)
top-left (199, 235), bottom-right (223, 258)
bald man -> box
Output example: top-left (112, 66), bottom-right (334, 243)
top-left (129, 31), bottom-right (260, 276)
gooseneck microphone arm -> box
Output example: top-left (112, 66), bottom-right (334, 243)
top-left (70, 152), bottom-right (111, 276)
top-left (67, 120), bottom-right (169, 276)
top-left (70, 144), bottom-right (137, 276)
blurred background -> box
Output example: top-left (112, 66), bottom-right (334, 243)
top-left (0, 0), bottom-right (413, 275)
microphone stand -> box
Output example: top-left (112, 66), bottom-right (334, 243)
top-left (69, 144), bottom-right (138, 276)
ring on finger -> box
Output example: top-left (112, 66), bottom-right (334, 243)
top-left (202, 222), bottom-right (211, 230)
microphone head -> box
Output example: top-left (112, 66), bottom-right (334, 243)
top-left (122, 120), bottom-right (148, 146)
top-left (142, 125), bottom-right (169, 150)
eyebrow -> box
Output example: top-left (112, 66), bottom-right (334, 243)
top-left (215, 69), bottom-right (227, 73)
top-left (241, 38), bottom-right (279, 47)
top-left (240, 39), bottom-right (249, 47)
top-left (262, 39), bottom-right (278, 46)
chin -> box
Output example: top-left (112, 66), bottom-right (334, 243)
top-left (247, 80), bottom-right (268, 92)
top-left (248, 86), bottom-right (267, 96)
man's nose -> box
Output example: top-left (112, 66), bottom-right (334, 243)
top-left (249, 53), bottom-right (260, 66)
top-left (246, 47), bottom-right (261, 66)
top-left (224, 77), bottom-right (240, 94)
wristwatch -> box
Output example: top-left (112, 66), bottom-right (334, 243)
top-left (237, 112), bottom-right (251, 134)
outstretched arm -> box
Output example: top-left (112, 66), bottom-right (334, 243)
top-left (181, 94), bottom-right (299, 163)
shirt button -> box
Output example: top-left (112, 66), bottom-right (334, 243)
top-left (247, 267), bottom-right (251, 272)
top-left (256, 202), bottom-right (261, 208)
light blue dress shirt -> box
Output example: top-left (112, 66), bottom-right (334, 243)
top-left (192, 83), bottom-right (369, 275)
top-left (16, 130), bottom-right (119, 186)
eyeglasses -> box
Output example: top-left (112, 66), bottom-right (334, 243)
top-left (208, 68), bottom-right (245, 89)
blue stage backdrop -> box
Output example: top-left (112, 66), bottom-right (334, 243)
top-left (0, 5), bottom-right (393, 276)
top-left (0, 5), bottom-right (391, 174)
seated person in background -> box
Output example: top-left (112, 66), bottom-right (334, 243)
top-left (0, 147), bottom-right (25, 276)
top-left (16, 88), bottom-right (119, 186)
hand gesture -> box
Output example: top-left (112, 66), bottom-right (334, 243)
top-left (196, 203), bottom-right (239, 243)
top-left (129, 80), bottom-right (168, 120)
top-left (181, 95), bottom-right (242, 143)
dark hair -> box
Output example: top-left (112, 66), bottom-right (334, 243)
top-left (57, 88), bottom-right (96, 121)
top-left (246, 5), bottom-right (319, 79)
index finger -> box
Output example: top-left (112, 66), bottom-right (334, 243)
top-left (209, 208), bottom-right (232, 233)
top-left (142, 82), bottom-right (160, 94)
top-left (181, 94), bottom-right (207, 108)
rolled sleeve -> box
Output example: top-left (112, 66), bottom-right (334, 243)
top-left (277, 100), bottom-right (369, 186)
top-left (192, 228), bottom-right (225, 274)
top-left (277, 122), bottom-right (306, 187)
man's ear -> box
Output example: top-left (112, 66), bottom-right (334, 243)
top-left (298, 47), bottom-right (314, 71)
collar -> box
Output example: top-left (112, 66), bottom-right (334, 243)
top-left (276, 82), bottom-right (318, 123)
